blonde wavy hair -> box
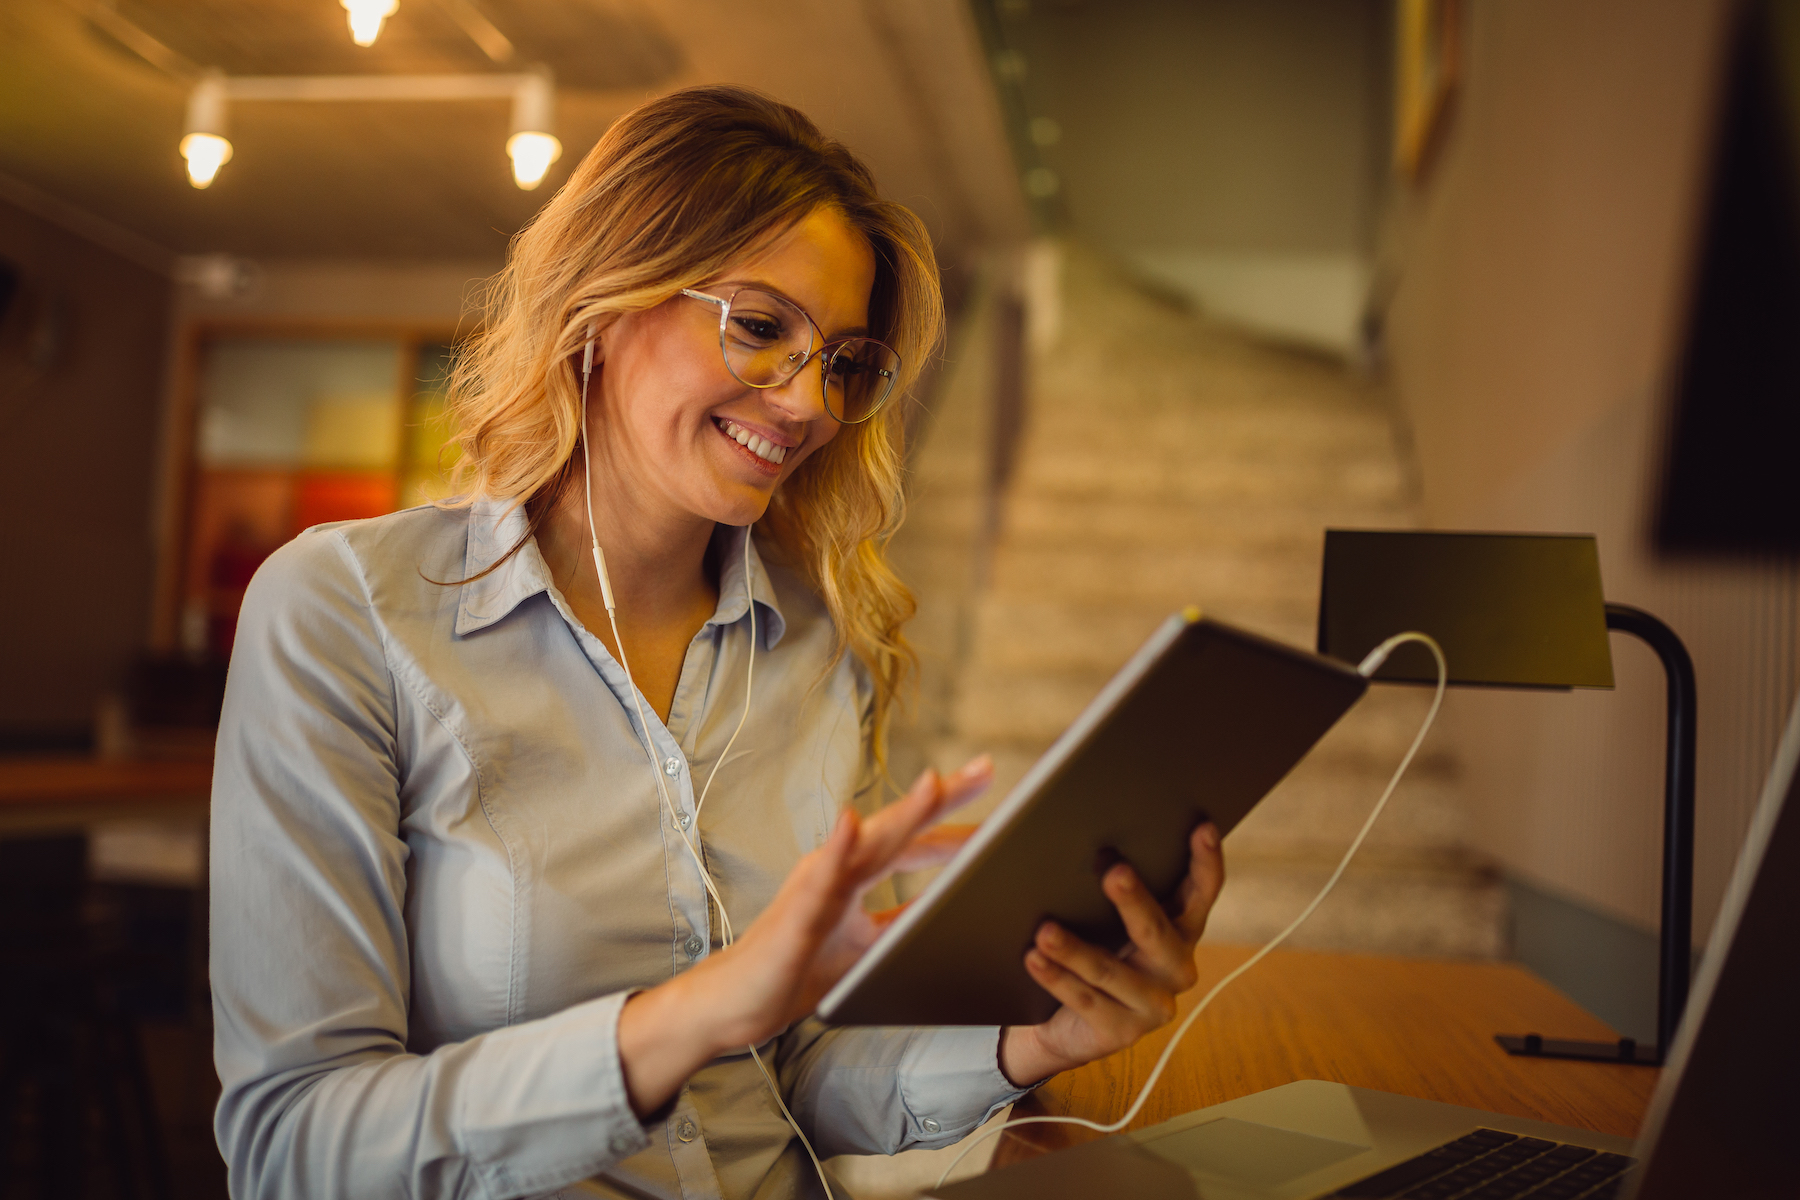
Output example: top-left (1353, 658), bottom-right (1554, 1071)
top-left (445, 85), bottom-right (942, 769)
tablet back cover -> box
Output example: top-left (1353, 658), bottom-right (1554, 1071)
top-left (820, 616), bottom-right (1367, 1027)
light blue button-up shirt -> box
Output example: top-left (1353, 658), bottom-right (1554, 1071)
top-left (210, 500), bottom-right (1024, 1200)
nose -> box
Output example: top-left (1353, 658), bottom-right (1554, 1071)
top-left (762, 356), bottom-right (832, 425)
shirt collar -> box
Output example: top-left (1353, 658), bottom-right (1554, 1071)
top-left (455, 497), bottom-right (554, 636)
top-left (454, 498), bottom-right (788, 648)
top-left (708, 522), bottom-right (788, 650)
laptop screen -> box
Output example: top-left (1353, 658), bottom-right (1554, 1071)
top-left (1627, 694), bottom-right (1800, 1199)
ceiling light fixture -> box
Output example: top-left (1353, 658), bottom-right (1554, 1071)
top-left (175, 70), bottom-right (561, 191)
top-left (341, 0), bottom-right (399, 47)
top-left (506, 71), bottom-right (561, 190)
top-left (180, 71), bottom-right (233, 188)
top-left (505, 132), bottom-right (561, 190)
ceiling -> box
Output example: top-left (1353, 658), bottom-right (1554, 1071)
top-left (0, 0), bottom-right (1028, 263)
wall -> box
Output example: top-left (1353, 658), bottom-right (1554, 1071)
top-left (176, 258), bottom-right (500, 328)
top-left (1383, 0), bottom-right (1798, 1036)
top-left (0, 195), bottom-right (172, 746)
top-left (1009, 0), bottom-right (1388, 353)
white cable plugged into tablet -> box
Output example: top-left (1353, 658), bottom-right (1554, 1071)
top-left (935, 631), bottom-right (1447, 1193)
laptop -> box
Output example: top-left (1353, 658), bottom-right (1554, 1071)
top-left (929, 692), bottom-right (1800, 1199)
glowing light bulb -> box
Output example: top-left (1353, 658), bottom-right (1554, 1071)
top-left (342, 0), bottom-right (398, 47)
top-left (507, 131), bottom-right (562, 190)
top-left (181, 132), bottom-right (234, 189)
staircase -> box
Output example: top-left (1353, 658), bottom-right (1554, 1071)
top-left (889, 245), bottom-right (1504, 959)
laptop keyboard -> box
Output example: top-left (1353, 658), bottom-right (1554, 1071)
top-left (1331, 1128), bottom-right (1636, 1199)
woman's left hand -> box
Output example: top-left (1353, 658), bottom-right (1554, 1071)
top-left (996, 821), bottom-right (1225, 1086)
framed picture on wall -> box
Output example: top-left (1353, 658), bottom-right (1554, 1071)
top-left (152, 324), bottom-right (465, 662)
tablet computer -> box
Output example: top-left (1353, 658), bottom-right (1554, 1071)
top-left (816, 609), bottom-right (1369, 1027)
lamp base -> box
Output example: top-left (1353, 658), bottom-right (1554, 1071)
top-left (1494, 1033), bottom-right (1662, 1065)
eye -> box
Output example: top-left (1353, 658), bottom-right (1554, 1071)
top-left (728, 311), bottom-right (786, 347)
top-left (828, 343), bottom-right (887, 378)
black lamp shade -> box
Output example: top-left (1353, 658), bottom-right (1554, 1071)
top-left (1317, 530), bottom-right (1615, 689)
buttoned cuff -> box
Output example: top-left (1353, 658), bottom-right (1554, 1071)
top-left (898, 1026), bottom-right (1034, 1148)
top-left (460, 990), bottom-right (658, 1199)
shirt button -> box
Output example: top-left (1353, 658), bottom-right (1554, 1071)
top-left (684, 935), bottom-right (705, 959)
top-left (922, 1117), bottom-right (941, 1134)
top-left (676, 810), bottom-right (691, 829)
top-left (676, 1116), bottom-right (699, 1143)
top-left (663, 756), bottom-right (682, 777)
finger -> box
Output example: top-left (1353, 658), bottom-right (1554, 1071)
top-left (842, 769), bottom-right (945, 878)
top-left (1103, 863), bottom-right (1199, 994)
top-left (936, 754), bottom-right (995, 814)
top-left (1034, 921), bottom-right (1177, 1026)
top-left (1023, 949), bottom-right (1140, 1042)
top-left (866, 902), bottom-right (909, 929)
top-left (848, 757), bottom-right (992, 879)
top-left (743, 806), bottom-right (866, 961)
top-left (784, 807), bottom-right (863, 914)
top-left (1170, 822), bottom-right (1226, 942)
top-left (888, 822), bottom-right (978, 873)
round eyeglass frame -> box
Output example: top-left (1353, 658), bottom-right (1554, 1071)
top-left (680, 286), bottom-right (901, 424)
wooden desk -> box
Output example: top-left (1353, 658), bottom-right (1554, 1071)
top-left (994, 944), bottom-right (1660, 1168)
top-left (0, 756), bottom-right (212, 833)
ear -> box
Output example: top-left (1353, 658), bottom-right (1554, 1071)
top-left (581, 310), bottom-right (625, 364)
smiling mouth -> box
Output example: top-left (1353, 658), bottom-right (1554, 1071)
top-left (714, 417), bottom-right (788, 465)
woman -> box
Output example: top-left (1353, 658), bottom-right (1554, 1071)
top-left (210, 86), bottom-right (1224, 1200)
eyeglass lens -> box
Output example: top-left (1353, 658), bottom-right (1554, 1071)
top-left (720, 288), bottom-right (813, 384)
top-left (718, 288), bottom-right (899, 422)
top-left (824, 339), bottom-right (900, 423)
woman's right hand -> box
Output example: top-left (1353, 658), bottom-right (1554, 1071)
top-left (615, 756), bottom-right (993, 1116)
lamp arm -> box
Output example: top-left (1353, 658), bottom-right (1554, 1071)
top-left (1604, 603), bottom-right (1697, 1058)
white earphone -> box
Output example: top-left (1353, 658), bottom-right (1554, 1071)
top-left (578, 327), bottom-right (836, 1198)
top-left (580, 330), bottom-right (617, 614)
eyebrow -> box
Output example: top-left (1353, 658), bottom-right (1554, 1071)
top-left (718, 278), bottom-right (870, 342)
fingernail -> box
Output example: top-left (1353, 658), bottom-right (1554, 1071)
top-left (1108, 863), bottom-right (1135, 888)
top-left (1038, 921), bottom-right (1064, 947)
top-left (1200, 823), bottom-right (1220, 849)
top-left (959, 754), bottom-right (994, 778)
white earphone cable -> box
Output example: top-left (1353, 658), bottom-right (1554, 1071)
top-left (580, 358), bottom-right (715, 912)
top-left (933, 632), bottom-right (1447, 1192)
top-left (696, 540), bottom-right (757, 825)
top-left (579, 346), bottom-right (836, 1198)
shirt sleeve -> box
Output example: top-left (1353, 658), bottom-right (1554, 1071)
top-left (772, 1020), bottom-right (1031, 1157)
top-left (210, 528), bottom-right (654, 1200)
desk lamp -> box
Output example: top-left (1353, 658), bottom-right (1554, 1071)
top-left (1316, 530), bottom-right (1695, 1066)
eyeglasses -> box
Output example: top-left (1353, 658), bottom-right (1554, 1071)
top-left (680, 286), bottom-right (901, 424)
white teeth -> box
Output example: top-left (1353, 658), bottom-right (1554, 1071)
top-left (718, 418), bottom-right (786, 465)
